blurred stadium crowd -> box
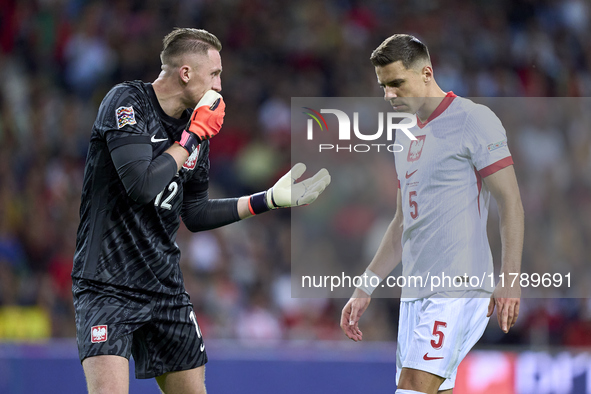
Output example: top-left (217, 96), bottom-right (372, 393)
top-left (0, 0), bottom-right (590, 349)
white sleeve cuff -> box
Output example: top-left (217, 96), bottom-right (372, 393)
top-left (357, 269), bottom-right (383, 296)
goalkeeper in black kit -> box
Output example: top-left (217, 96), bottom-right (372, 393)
top-left (72, 27), bottom-right (330, 394)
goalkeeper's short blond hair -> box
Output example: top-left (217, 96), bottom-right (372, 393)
top-left (160, 28), bottom-right (222, 67)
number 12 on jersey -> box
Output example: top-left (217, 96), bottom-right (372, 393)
top-left (155, 181), bottom-right (179, 210)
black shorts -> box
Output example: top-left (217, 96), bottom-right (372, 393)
top-left (72, 279), bottom-right (207, 379)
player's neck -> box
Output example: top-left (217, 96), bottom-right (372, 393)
top-left (152, 77), bottom-right (187, 119)
top-left (416, 85), bottom-right (447, 123)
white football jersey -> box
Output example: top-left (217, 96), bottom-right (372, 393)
top-left (394, 93), bottom-right (513, 299)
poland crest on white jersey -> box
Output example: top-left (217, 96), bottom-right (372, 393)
top-left (394, 92), bottom-right (513, 299)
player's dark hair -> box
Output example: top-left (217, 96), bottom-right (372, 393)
top-left (370, 34), bottom-right (431, 69)
top-left (160, 28), bottom-right (222, 66)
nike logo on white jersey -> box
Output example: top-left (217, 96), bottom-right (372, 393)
top-left (151, 135), bottom-right (168, 143)
top-left (405, 169), bottom-right (418, 179)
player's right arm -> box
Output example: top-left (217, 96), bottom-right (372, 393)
top-left (110, 144), bottom-right (182, 204)
top-left (341, 187), bottom-right (404, 341)
top-left (106, 87), bottom-right (224, 204)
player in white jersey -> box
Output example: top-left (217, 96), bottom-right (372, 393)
top-left (340, 34), bottom-right (524, 394)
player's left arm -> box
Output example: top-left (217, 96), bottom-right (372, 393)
top-left (181, 163), bottom-right (331, 231)
top-left (483, 164), bottom-right (524, 333)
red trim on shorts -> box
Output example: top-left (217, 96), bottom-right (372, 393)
top-left (398, 180), bottom-right (401, 189)
top-left (416, 91), bottom-right (457, 129)
top-left (479, 156), bottom-right (514, 178)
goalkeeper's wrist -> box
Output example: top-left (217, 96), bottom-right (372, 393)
top-left (175, 130), bottom-right (201, 155)
top-left (247, 191), bottom-right (272, 215)
top-left (265, 187), bottom-right (280, 209)
top-left (356, 269), bottom-right (382, 296)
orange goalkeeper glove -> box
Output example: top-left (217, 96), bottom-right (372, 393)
top-left (177, 90), bottom-right (225, 154)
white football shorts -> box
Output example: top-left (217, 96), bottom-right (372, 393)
top-left (396, 291), bottom-right (491, 391)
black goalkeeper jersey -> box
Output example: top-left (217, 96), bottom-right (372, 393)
top-left (73, 81), bottom-right (210, 295)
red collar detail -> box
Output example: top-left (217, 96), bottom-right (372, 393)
top-left (416, 91), bottom-right (457, 129)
